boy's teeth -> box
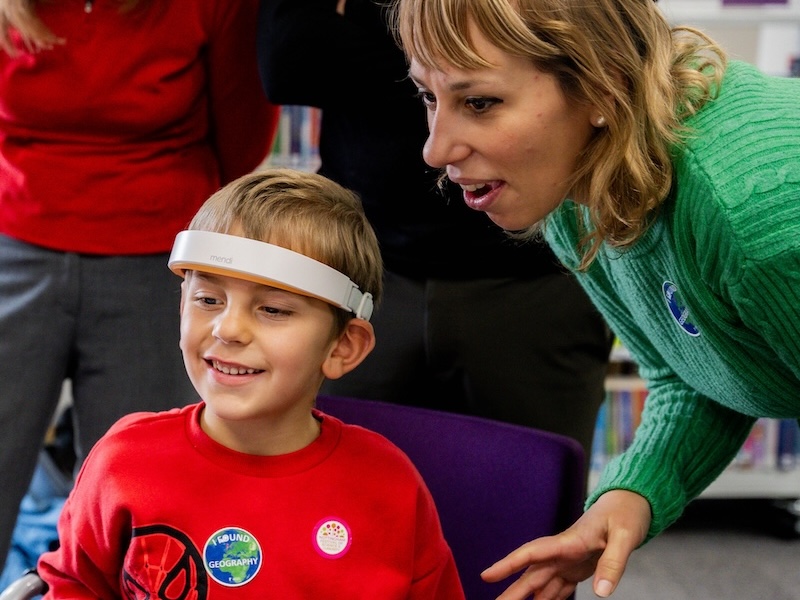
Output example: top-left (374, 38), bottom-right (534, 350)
top-left (213, 360), bottom-right (256, 375)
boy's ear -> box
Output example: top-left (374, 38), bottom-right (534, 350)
top-left (322, 318), bottom-right (376, 380)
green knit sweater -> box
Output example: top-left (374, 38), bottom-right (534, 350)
top-left (545, 61), bottom-right (800, 540)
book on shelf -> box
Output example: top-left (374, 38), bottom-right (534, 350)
top-left (268, 105), bottom-right (321, 171)
top-left (778, 418), bottom-right (799, 471)
top-left (592, 376), bottom-right (647, 474)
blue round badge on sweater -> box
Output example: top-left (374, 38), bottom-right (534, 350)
top-left (662, 281), bottom-right (700, 337)
top-left (204, 527), bottom-right (262, 587)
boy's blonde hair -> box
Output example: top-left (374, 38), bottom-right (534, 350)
top-left (393, 0), bottom-right (726, 268)
top-left (188, 168), bottom-right (383, 331)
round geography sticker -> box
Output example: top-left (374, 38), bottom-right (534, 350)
top-left (203, 527), bottom-right (262, 587)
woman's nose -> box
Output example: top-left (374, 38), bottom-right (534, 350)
top-left (422, 109), bottom-right (470, 169)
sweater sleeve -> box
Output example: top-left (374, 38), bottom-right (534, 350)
top-left (37, 422), bottom-right (137, 598)
top-left (586, 373), bottom-right (754, 540)
top-left (581, 271), bottom-right (756, 539)
top-left (256, 0), bottom-right (408, 108)
top-left (206, 0), bottom-right (279, 183)
top-left (38, 496), bottom-right (120, 599)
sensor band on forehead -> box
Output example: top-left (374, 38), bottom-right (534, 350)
top-left (168, 230), bottom-right (373, 321)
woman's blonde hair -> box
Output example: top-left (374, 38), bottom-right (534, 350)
top-left (393, 0), bottom-right (726, 268)
top-left (189, 168), bottom-right (384, 332)
top-left (0, 0), bottom-right (142, 54)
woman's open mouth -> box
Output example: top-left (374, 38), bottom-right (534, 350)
top-left (459, 180), bottom-right (504, 212)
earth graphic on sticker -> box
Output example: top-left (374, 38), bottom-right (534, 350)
top-left (204, 527), bottom-right (262, 587)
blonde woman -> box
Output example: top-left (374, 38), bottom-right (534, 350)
top-left (394, 0), bottom-right (800, 597)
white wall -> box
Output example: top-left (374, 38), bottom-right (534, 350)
top-left (657, 0), bottom-right (800, 75)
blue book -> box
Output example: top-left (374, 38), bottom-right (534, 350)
top-left (777, 419), bottom-right (798, 471)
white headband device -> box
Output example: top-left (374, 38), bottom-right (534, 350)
top-left (168, 230), bottom-right (374, 321)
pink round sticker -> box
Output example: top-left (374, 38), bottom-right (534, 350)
top-left (312, 518), bottom-right (352, 559)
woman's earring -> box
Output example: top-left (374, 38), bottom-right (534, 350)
top-left (592, 115), bottom-right (607, 128)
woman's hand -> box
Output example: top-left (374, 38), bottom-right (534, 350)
top-left (481, 490), bottom-right (652, 599)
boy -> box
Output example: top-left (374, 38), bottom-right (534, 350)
top-left (37, 169), bottom-right (465, 599)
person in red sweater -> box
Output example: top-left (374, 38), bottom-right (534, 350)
top-left (0, 0), bottom-right (279, 571)
top-left (37, 169), bottom-right (465, 599)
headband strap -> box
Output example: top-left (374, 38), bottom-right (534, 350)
top-left (168, 230), bottom-right (373, 321)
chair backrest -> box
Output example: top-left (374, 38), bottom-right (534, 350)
top-left (315, 395), bottom-right (585, 600)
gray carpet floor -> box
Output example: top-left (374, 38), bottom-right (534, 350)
top-left (575, 499), bottom-right (800, 600)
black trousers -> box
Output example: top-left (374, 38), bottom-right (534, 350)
top-left (322, 270), bottom-right (613, 462)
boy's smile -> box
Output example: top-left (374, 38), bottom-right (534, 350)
top-left (209, 358), bottom-right (263, 376)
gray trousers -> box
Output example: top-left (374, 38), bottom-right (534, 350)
top-left (322, 270), bottom-right (613, 462)
top-left (0, 234), bottom-right (198, 567)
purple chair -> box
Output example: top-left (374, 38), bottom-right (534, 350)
top-left (315, 395), bottom-right (586, 600)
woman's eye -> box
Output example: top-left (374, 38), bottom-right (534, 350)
top-left (465, 97), bottom-right (500, 113)
top-left (415, 90), bottom-right (436, 108)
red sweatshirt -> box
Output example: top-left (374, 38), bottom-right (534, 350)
top-left (38, 404), bottom-right (465, 599)
top-left (0, 0), bottom-right (278, 254)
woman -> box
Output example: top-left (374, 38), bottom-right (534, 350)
top-left (393, 0), bottom-right (800, 598)
top-left (0, 0), bottom-right (278, 571)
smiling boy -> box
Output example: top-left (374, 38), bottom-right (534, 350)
top-left (37, 169), bottom-right (465, 599)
